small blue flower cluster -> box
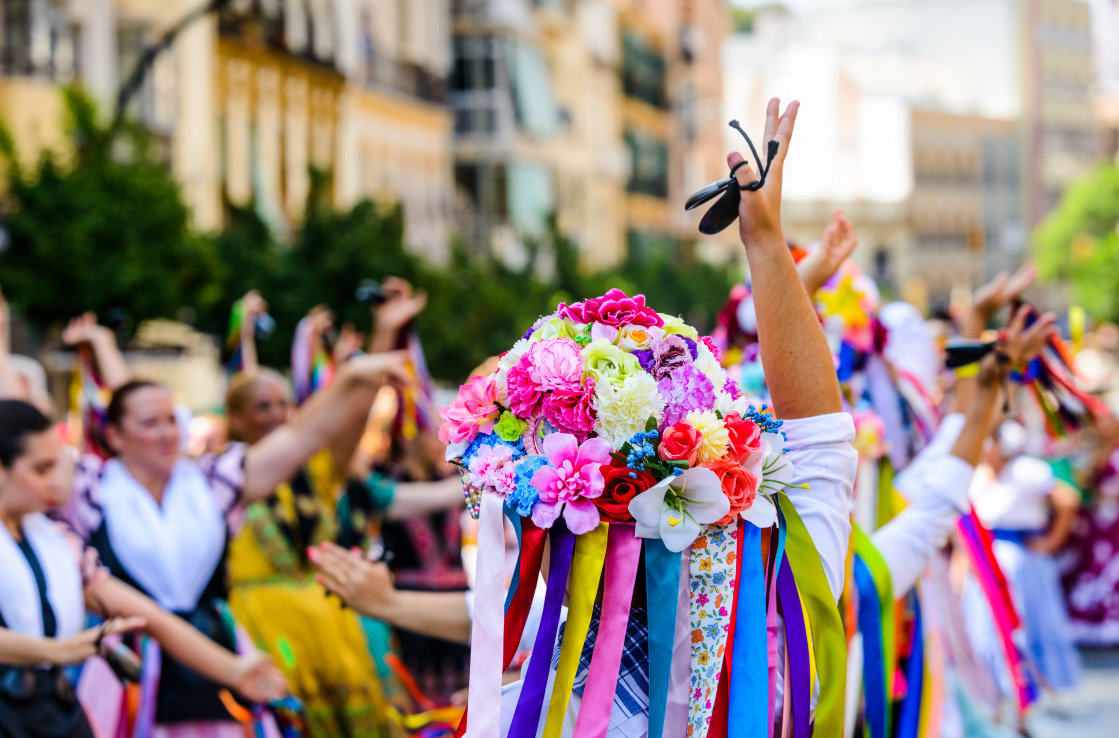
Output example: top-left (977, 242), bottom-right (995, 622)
top-left (508, 455), bottom-right (549, 516)
top-left (625, 429), bottom-right (660, 470)
top-left (744, 404), bottom-right (789, 451)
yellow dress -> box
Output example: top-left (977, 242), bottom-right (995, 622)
top-left (227, 450), bottom-right (393, 737)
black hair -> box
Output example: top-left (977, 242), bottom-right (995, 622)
top-left (0, 400), bottom-right (54, 467)
top-left (106, 380), bottom-right (167, 428)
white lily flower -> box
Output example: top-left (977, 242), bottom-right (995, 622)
top-left (628, 467), bottom-right (731, 552)
top-left (741, 493), bottom-right (778, 528)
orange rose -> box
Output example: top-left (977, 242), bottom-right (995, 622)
top-left (701, 458), bottom-right (760, 526)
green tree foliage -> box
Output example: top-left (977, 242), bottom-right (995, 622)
top-left (1034, 163), bottom-right (1119, 321)
top-left (0, 89), bottom-right (221, 328)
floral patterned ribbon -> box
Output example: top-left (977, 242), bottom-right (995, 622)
top-left (728, 523), bottom-right (769, 738)
top-left (688, 523), bottom-right (738, 737)
top-left (573, 523), bottom-right (643, 738)
top-left (541, 522), bottom-right (609, 738)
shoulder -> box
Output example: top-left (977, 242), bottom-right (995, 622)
top-left (1009, 456), bottom-right (1055, 494)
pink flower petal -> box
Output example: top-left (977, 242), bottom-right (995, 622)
top-left (563, 498), bottom-right (602, 535)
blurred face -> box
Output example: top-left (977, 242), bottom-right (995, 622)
top-left (0, 430), bottom-right (66, 516)
top-left (229, 376), bottom-right (290, 444)
top-left (107, 387), bottom-right (180, 476)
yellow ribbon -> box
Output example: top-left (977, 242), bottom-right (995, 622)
top-left (542, 521), bottom-right (608, 738)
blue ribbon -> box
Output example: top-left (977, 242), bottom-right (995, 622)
top-left (729, 524), bottom-right (768, 738)
top-left (504, 503), bottom-right (523, 613)
top-left (854, 556), bottom-right (887, 738)
top-left (645, 540), bottom-right (682, 738)
top-left (896, 594), bottom-right (924, 738)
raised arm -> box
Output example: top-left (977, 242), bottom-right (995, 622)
top-left (62, 313), bottom-right (131, 391)
top-left (730, 98), bottom-right (841, 420)
top-left (241, 351), bottom-right (410, 502)
top-left (0, 288), bottom-right (23, 400)
top-left (796, 208), bottom-right (858, 297)
top-left (236, 291), bottom-right (268, 377)
top-left (85, 577), bottom-right (286, 702)
top-left (368, 277), bottom-right (428, 355)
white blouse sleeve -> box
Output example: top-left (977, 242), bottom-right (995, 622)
top-left (872, 414), bottom-right (974, 596)
top-left (782, 413), bottom-right (858, 602)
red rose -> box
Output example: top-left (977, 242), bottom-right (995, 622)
top-left (701, 459), bottom-right (759, 526)
top-left (596, 466), bottom-right (657, 522)
top-left (658, 421), bottom-right (703, 466)
top-left (724, 412), bottom-right (762, 463)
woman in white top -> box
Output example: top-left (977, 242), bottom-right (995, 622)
top-left (0, 400), bottom-right (286, 738)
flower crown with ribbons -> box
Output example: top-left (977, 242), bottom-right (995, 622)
top-left (441, 289), bottom-right (842, 738)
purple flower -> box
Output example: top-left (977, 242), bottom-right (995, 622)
top-left (657, 364), bottom-right (716, 426)
top-left (641, 335), bottom-right (694, 381)
top-left (723, 376), bottom-right (742, 399)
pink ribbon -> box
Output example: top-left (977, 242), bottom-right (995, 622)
top-left (464, 493), bottom-right (505, 738)
top-left (573, 524), bottom-right (642, 738)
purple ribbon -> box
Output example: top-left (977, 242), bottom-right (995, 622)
top-left (777, 557), bottom-right (811, 738)
top-left (507, 520), bottom-right (575, 738)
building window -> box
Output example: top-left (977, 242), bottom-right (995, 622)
top-left (622, 31), bottom-right (667, 109)
top-left (2, 0), bottom-right (78, 80)
top-left (625, 130), bottom-right (668, 198)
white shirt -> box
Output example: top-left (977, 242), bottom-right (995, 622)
top-left (970, 456), bottom-right (1055, 532)
top-left (873, 413), bottom-right (975, 595)
top-left (495, 412), bottom-right (858, 738)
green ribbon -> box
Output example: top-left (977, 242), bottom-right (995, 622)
top-left (777, 496), bottom-right (848, 736)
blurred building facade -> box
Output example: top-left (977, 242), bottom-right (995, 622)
top-left (449, 0), bottom-right (732, 269)
top-left (725, 0), bottom-right (1100, 311)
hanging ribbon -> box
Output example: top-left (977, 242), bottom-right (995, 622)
top-left (646, 540), bottom-right (683, 738)
top-left (688, 524), bottom-right (738, 737)
top-left (707, 520), bottom-right (746, 738)
top-left (777, 559), bottom-right (811, 738)
top-left (766, 518), bottom-right (788, 736)
top-left (778, 496), bottom-right (847, 738)
top-left (463, 493), bottom-right (507, 738)
top-left (506, 521), bottom-right (576, 738)
top-left (573, 523), bottom-right (642, 738)
top-left (541, 522), bottom-right (609, 738)
top-left (854, 558), bottom-right (888, 738)
top-left (895, 596), bottom-right (925, 738)
top-left (728, 523), bottom-right (768, 738)
top-left (664, 546), bottom-right (694, 738)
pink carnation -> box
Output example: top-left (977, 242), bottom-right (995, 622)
top-left (543, 378), bottom-right (597, 440)
top-left (506, 338), bottom-right (584, 418)
top-left (438, 375), bottom-right (500, 444)
top-left (700, 336), bottom-right (723, 363)
top-left (468, 444), bottom-right (518, 495)
top-left (558, 288), bottom-right (664, 328)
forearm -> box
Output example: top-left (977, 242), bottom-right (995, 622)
top-left (949, 381), bottom-right (1003, 467)
top-left (0, 350), bottom-right (24, 401)
top-left (0, 629), bottom-right (64, 666)
top-left (240, 324), bottom-right (259, 376)
top-left (745, 235), bottom-right (841, 419)
top-left (372, 591), bottom-right (471, 645)
top-left (90, 333), bottom-right (131, 390)
top-left (86, 578), bottom-right (242, 688)
top-left (368, 325), bottom-right (397, 355)
top-left (385, 477), bottom-right (464, 521)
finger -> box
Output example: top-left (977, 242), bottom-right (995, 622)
top-left (106, 616), bottom-right (147, 635)
top-left (1005, 262), bottom-right (1037, 297)
top-left (317, 541), bottom-right (363, 575)
top-left (315, 571), bottom-right (347, 597)
top-left (728, 152), bottom-right (756, 189)
top-left (763, 97), bottom-right (780, 144)
top-left (772, 100), bottom-right (800, 160)
top-left (1007, 304), bottom-right (1031, 339)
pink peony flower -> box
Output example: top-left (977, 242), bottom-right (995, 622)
top-left (530, 433), bottom-right (612, 534)
top-left (558, 289), bottom-right (664, 329)
top-left (700, 336), bottom-right (723, 363)
top-left (542, 377), bottom-right (597, 440)
top-left (439, 375), bottom-right (501, 444)
top-left (468, 444), bottom-right (518, 495)
top-left (506, 338), bottom-right (584, 418)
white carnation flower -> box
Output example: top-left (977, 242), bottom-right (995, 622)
top-left (593, 372), bottom-right (665, 450)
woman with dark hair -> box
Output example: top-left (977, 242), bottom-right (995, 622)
top-left (0, 400), bottom-right (287, 738)
top-left (58, 352), bottom-right (410, 738)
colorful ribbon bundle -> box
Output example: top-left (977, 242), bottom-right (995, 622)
top-left (440, 290), bottom-right (844, 738)
top-left (1017, 332), bottom-right (1107, 438)
top-left (955, 508), bottom-right (1038, 712)
top-left (69, 346), bottom-right (111, 458)
top-left (291, 316), bottom-right (335, 405)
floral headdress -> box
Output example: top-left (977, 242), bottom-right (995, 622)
top-left (442, 289), bottom-right (838, 738)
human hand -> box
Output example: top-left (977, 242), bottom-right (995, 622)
top-left (333, 323), bottom-right (366, 363)
top-left (229, 652), bottom-right (288, 703)
top-left (61, 313), bottom-right (112, 347)
top-left (53, 616), bottom-right (147, 665)
top-left (798, 208), bottom-right (858, 295)
top-left (969, 263), bottom-right (1036, 328)
top-left (374, 277), bottom-right (428, 333)
top-left (240, 291), bottom-right (268, 322)
top-left (344, 350), bottom-right (411, 387)
top-left (976, 305), bottom-right (1057, 389)
top-left (731, 98), bottom-right (799, 251)
top-left (309, 542), bottom-right (398, 620)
